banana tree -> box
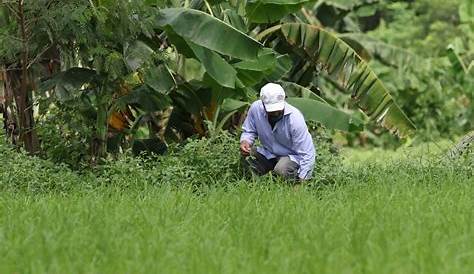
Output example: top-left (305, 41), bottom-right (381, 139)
top-left (0, 1), bottom-right (45, 154)
top-left (152, 5), bottom-right (415, 138)
top-left (35, 0), bottom-right (416, 162)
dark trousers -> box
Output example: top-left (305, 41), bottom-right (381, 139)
top-left (242, 148), bottom-right (299, 179)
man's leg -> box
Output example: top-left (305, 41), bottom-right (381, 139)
top-left (242, 148), bottom-right (276, 176)
top-left (273, 157), bottom-right (299, 179)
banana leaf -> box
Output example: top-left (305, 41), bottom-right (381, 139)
top-left (156, 8), bottom-right (263, 60)
top-left (339, 33), bottom-right (419, 67)
top-left (144, 64), bottom-right (176, 94)
top-left (267, 54), bottom-right (293, 81)
top-left (280, 23), bottom-right (416, 137)
top-left (166, 28), bottom-right (238, 88)
top-left (232, 48), bottom-right (292, 87)
top-left (223, 8), bottom-right (247, 33)
top-left (287, 97), bottom-right (364, 132)
top-left (40, 68), bottom-right (98, 102)
top-left (186, 40), bottom-right (238, 88)
top-left (176, 57), bottom-right (206, 83)
top-left (233, 48), bottom-right (277, 87)
top-left (124, 41), bottom-right (155, 71)
top-left (246, 0), bottom-right (313, 23)
top-left (115, 86), bottom-right (172, 113)
top-left (233, 48), bottom-right (277, 71)
top-left (221, 98), bottom-right (250, 112)
top-left (279, 81), bottom-right (327, 103)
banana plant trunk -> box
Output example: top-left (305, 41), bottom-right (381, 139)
top-left (91, 89), bottom-right (109, 164)
top-left (7, 69), bottom-right (40, 154)
top-left (13, 0), bottom-right (40, 154)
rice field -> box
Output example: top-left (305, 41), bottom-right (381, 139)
top-left (0, 141), bottom-right (473, 274)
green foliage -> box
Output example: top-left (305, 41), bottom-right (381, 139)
top-left (364, 0), bottom-right (473, 140)
top-left (287, 97), bottom-right (364, 132)
top-left (0, 138), bottom-right (92, 193)
top-left (310, 0), bottom-right (473, 145)
top-left (154, 134), bottom-right (243, 185)
top-left (155, 8), bottom-right (263, 60)
top-left (245, 0), bottom-right (313, 23)
top-left (2, 0), bottom-right (470, 164)
top-left (0, 131), bottom-right (352, 190)
top-left (280, 23), bottom-right (416, 137)
top-left (36, 103), bottom-right (92, 168)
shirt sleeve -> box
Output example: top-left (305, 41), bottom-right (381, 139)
top-left (240, 104), bottom-right (258, 145)
top-left (291, 115), bottom-right (316, 179)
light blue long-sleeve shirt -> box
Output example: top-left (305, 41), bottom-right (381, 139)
top-left (240, 100), bottom-right (316, 179)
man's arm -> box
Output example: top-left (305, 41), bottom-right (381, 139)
top-left (291, 115), bottom-right (316, 180)
top-left (240, 104), bottom-right (258, 156)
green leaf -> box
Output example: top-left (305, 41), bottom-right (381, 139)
top-left (223, 8), bottom-right (247, 33)
top-left (144, 65), bottom-right (176, 94)
top-left (281, 23), bottom-right (416, 137)
top-left (207, 0), bottom-right (227, 4)
top-left (236, 69), bottom-right (267, 87)
top-left (233, 48), bottom-right (278, 87)
top-left (42, 68), bottom-right (98, 102)
top-left (233, 50), bottom-right (292, 86)
top-left (459, 0), bottom-right (474, 23)
top-left (322, 0), bottom-right (375, 11)
top-left (267, 54), bottom-right (293, 81)
top-left (177, 57), bottom-right (206, 83)
top-left (221, 98), bottom-right (250, 112)
top-left (156, 8), bottom-right (263, 60)
top-left (355, 5), bottom-right (376, 17)
top-left (447, 41), bottom-right (470, 74)
top-left (287, 97), bottom-right (364, 132)
top-left (124, 41), bottom-right (155, 71)
top-left (165, 29), bottom-right (196, 58)
top-left (186, 40), bottom-right (237, 88)
top-left (233, 48), bottom-right (277, 71)
top-left (339, 33), bottom-right (419, 67)
top-left (246, 0), bottom-right (312, 23)
top-left (279, 81), bottom-right (327, 103)
top-left (116, 86), bottom-right (171, 113)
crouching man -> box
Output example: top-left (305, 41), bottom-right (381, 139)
top-left (240, 83), bottom-right (316, 182)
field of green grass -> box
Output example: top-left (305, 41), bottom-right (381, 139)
top-left (0, 137), bottom-right (473, 274)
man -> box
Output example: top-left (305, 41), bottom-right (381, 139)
top-left (240, 83), bottom-right (316, 181)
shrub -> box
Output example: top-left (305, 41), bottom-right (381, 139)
top-left (0, 141), bottom-right (93, 193)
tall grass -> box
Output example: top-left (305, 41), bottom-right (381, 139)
top-left (0, 136), bottom-right (472, 273)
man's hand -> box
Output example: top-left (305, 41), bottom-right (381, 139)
top-left (240, 141), bottom-right (252, 157)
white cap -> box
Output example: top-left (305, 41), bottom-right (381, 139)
top-left (260, 83), bottom-right (285, 112)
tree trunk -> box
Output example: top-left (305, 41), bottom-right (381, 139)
top-left (90, 89), bottom-right (109, 165)
top-left (15, 0), bottom-right (40, 154)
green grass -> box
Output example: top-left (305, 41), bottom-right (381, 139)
top-left (0, 138), bottom-right (473, 273)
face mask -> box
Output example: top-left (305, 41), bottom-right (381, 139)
top-left (268, 112), bottom-right (284, 126)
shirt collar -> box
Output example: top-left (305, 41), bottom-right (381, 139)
top-left (283, 102), bottom-right (293, 116)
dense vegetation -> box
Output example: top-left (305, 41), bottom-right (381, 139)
top-left (0, 1), bottom-right (472, 273)
top-left (1, 0), bottom-right (471, 165)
